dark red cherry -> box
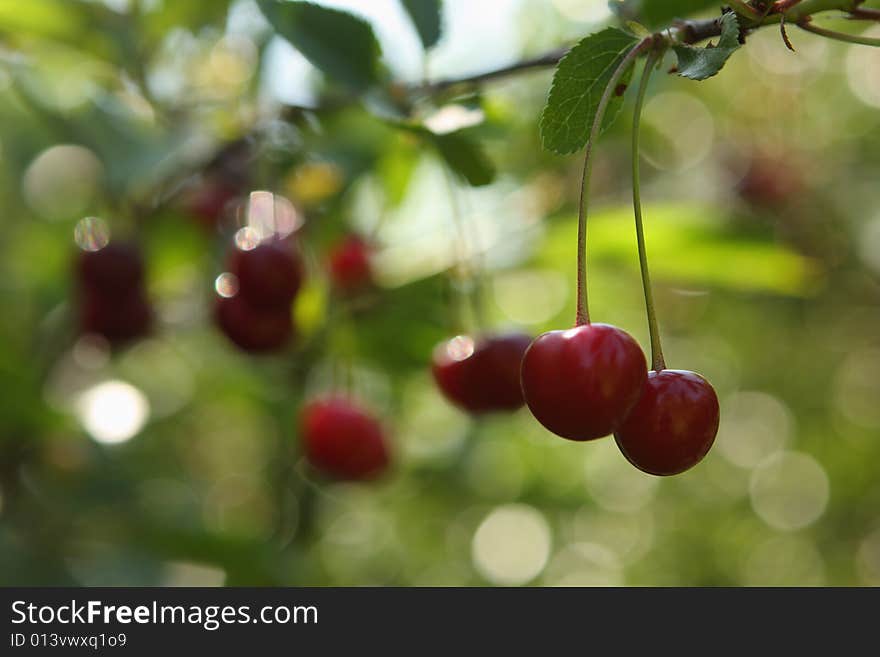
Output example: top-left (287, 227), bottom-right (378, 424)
top-left (432, 333), bottom-right (532, 414)
top-left (76, 242), bottom-right (145, 299)
top-left (79, 291), bottom-right (152, 343)
top-left (214, 293), bottom-right (293, 353)
top-left (300, 396), bottom-right (390, 481)
top-left (328, 235), bottom-right (372, 292)
top-left (614, 369), bottom-right (719, 476)
top-left (184, 179), bottom-right (238, 229)
top-left (228, 239), bottom-right (303, 309)
top-left (520, 323), bottom-right (647, 441)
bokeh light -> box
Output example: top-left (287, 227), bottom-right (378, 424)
top-left (23, 145), bottom-right (103, 221)
top-left (472, 504), bottom-right (551, 585)
top-left (75, 380), bottom-right (150, 445)
top-left (750, 452), bottom-right (829, 531)
top-left (716, 391), bottom-right (793, 469)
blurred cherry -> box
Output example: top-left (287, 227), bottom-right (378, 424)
top-left (184, 179), bottom-right (239, 229)
top-left (300, 396), bottom-right (390, 480)
top-left (79, 291), bottom-right (152, 343)
top-left (328, 235), bottom-right (373, 292)
top-left (432, 333), bottom-right (531, 414)
top-left (228, 239), bottom-right (303, 310)
top-left (76, 242), bottom-right (145, 300)
top-left (735, 153), bottom-right (803, 209)
top-left (615, 369), bottom-right (719, 476)
top-left (521, 323), bottom-right (647, 441)
top-left (214, 293), bottom-right (293, 353)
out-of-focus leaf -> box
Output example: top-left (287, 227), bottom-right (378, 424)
top-left (611, 0), bottom-right (722, 28)
top-left (536, 203), bottom-right (822, 296)
top-left (400, 0), bottom-right (442, 50)
top-left (0, 0), bottom-right (90, 43)
top-left (673, 12), bottom-right (741, 80)
top-left (431, 130), bottom-right (495, 186)
top-left (257, 0), bottom-right (382, 91)
top-left (540, 28), bottom-right (638, 155)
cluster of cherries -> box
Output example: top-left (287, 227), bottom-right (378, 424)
top-left (432, 322), bottom-right (719, 476)
top-left (73, 184), bottom-right (717, 482)
top-left (214, 237), bottom-right (303, 352)
top-left (72, 196), bottom-right (388, 481)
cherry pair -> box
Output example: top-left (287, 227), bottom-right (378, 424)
top-left (215, 237), bottom-right (303, 352)
top-left (521, 322), bottom-right (718, 476)
top-left (76, 242), bottom-right (152, 344)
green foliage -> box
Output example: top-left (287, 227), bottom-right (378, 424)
top-left (673, 13), bottom-right (742, 80)
top-left (257, 0), bottom-right (382, 91)
top-left (538, 204), bottom-right (821, 296)
top-left (430, 130), bottom-right (496, 186)
top-left (611, 0), bottom-right (723, 28)
top-left (540, 28), bottom-right (638, 155)
top-left (400, 0), bottom-right (443, 50)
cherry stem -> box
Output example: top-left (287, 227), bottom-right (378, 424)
top-left (442, 165), bottom-right (486, 333)
top-left (797, 18), bottom-right (880, 45)
top-left (631, 48), bottom-right (666, 372)
top-left (575, 38), bottom-right (652, 326)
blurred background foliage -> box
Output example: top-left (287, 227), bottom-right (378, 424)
top-left (1, 0), bottom-right (880, 586)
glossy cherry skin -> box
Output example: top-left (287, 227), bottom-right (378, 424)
top-left (79, 291), bottom-right (152, 343)
top-left (521, 323), bottom-right (647, 441)
top-left (214, 293), bottom-right (293, 353)
top-left (228, 240), bottom-right (303, 309)
top-left (614, 369), bottom-right (719, 476)
top-left (300, 397), bottom-right (390, 481)
top-left (328, 235), bottom-right (372, 292)
top-left (76, 243), bottom-right (145, 299)
top-left (432, 333), bottom-right (532, 414)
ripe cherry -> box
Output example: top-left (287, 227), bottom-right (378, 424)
top-left (328, 235), bottom-right (372, 292)
top-left (79, 291), bottom-right (152, 343)
top-left (76, 242), bottom-right (145, 300)
top-left (215, 293), bottom-right (293, 353)
top-left (300, 396), bottom-right (390, 480)
top-left (432, 333), bottom-right (532, 414)
top-left (521, 323), bottom-right (647, 441)
top-left (228, 239), bottom-right (303, 310)
top-left (614, 369), bottom-right (719, 476)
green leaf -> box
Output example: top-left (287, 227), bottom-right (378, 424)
top-left (400, 0), bottom-right (442, 50)
top-left (257, 0), bottom-right (381, 91)
top-left (611, 0), bottom-right (722, 29)
top-left (537, 203), bottom-right (821, 296)
top-left (431, 130), bottom-right (495, 186)
top-left (539, 28), bottom-right (639, 155)
top-left (673, 12), bottom-right (741, 81)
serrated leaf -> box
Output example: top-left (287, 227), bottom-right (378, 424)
top-left (400, 0), bottom-right (442, 50)
top-left (257, 0), bottom-right (381, 91)
top-left (540, 28), bottom-right (639, 155)
top-left (611, 0), bottom-right (722, 29)
top-left (673, 13), bottom-right (741, 80)
top-left (432, 130), bottom-right (495, 187)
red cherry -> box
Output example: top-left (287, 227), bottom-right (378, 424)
top-left (228, 240), bottom-right (303, 309)
top-left (300, 397), bottom-right (390, 480)
top-left (76, 243), bottom-right (145, 299)
top-left (214, 293), bottom-right (293, 353)
top-left (432, 333), bottom-right (532, 414)
top-left (614, 369), bottom-right (719, 476)
top-left (79, 291), bottom-right (152, 343)
top-left (328, 235), bottom-right (372, 292)
top-left (521, 323), bottom-right (647, 441)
